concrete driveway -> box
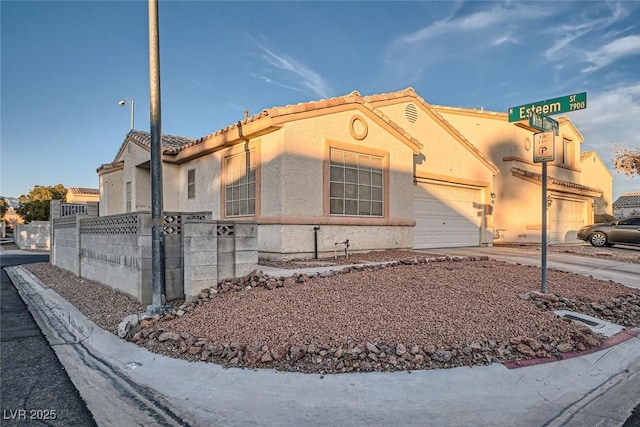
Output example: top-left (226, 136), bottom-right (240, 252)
top-left (419, 245), bottom-right (640, 289)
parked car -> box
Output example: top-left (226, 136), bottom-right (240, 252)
top-left (577, 216), bottom-right (640, 247)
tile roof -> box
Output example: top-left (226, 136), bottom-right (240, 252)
top-left (127, 130), bottom-right (196, 153)
top-left (580, 150), bottom-right (595, 159)
top-left (170, 90), bottom-right (422, 155)
top-left (510, 167), bottom-right (602, 194)
top-left (613, 192), bottom-right (640, 207)
top-left (68, 187), bottom-right (99, 195)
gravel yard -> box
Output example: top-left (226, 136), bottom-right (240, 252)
top-left (20, 248), bottom-right (640, 374)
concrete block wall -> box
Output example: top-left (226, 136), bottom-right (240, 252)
top-left (183, 221), bottom-right (218, 301)
top-left (52, 224), bottom-right (80, 274)
top-left (80, 232), bottom-right (143, 302)
top-left (51, 211), bottom-right (258, 305)
top-left (231, 222), bottom-right (259, 277)
top-left (15, 222), bottom-right (51, 250)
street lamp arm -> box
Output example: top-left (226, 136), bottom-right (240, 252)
top-left (118, 98), bottom-right (135, 130)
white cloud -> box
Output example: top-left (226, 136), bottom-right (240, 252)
top-left (570, 83), bottom-right (640, 196)
top-left (385, 3), bottom-right (552, 85)
top-left (544, 2), bottom-right (632, 63)
top-left (491, 36), bottom-right (519, 47)
top-left (582, 35), bottom-right (640, 72)
top-left (255, 43), bottom-right (332, 99)
top-left (253, 74), bottom-right (302, 93)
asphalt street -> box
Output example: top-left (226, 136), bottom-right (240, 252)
top-left (0, 252), bottom-right (97, 427)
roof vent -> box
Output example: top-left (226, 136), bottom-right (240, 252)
top-left (405, 103), bottom-right (418, 123)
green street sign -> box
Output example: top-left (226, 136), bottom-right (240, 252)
top-left (529, 113), bottom-right (559, 136)
top-left (508, 92), bottom-right (586, 122)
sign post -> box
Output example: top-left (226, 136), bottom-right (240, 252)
top-left (533, 131), bottom-right (555, 294)
top-left (509, 92), bottom-right (587, 294)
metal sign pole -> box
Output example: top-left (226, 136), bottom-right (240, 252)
top-left (541, 161), bottom-right (548, 293)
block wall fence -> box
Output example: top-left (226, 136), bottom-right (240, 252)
top-left (50, 202), bottom-right (257, 304)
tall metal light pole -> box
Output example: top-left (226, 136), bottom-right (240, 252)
top-left (148, 0), bottom-right (166, 313)
top-left (118, 98), bottom-right (135, 130)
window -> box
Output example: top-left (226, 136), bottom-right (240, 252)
top-left (225, 150), bottom-right (256, 217)
top-left (563, 138), bottom-right (573, 165)
top-left (329, 148), bottom-right (383, 216)
top-left (187, 169), bottom-right (196, 199)
top-left (125, 181), bottom-right (132, 212)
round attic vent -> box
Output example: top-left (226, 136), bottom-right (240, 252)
top-left (405, 103), bottom-right (418, 123)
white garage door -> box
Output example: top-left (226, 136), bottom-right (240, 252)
top-left (549, 198), bottom-right (586, 243)
top-left (413, 182), bottom-right (483, 249)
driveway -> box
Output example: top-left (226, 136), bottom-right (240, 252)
top-left (419, 245), bottom-right (640, 289)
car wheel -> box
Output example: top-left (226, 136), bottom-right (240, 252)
top-left (589, 232), bottom-right (607, 247)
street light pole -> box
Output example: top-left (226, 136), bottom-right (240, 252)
top-left (118, 98), bottom-right (135, 130)
top-left (148, 0), bottom-right (166, 313)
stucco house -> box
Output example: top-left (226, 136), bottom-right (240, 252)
top-left (579, 151), bottom-right (613, 220)
top-left (433, 106), bottom-right (607, 244)
top-left (97, 88), bottom-right (611, 258)
top-left (66, 187), bottom-right (100, 204)
top-left (613, 192), bottom-right (640, 218)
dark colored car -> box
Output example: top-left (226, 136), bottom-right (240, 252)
top-left (577, 216), bottom-right (640, 247)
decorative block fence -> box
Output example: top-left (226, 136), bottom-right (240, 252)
top-left (51, 210), bottom-right (257, 304)
top-left (14, 221), bottom-right (51, 250)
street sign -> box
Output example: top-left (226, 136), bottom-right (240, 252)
top-left (529, 113), bottom-right (559, 136)
top-left (533, 131), bottom-right (555, 163)
top-left (508, 92), bottom-right (587, 122)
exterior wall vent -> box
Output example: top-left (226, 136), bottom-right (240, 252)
top-left (405, 103), bottom-right (418, 123)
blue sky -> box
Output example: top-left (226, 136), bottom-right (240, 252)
top-left (1, 1), bottom-right (639, 201)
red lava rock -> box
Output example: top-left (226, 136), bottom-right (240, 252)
top-left (271, 344), bottom-right (290, 361)
top-left (516, 343), bottom-right (536, 358)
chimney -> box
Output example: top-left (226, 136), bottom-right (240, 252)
top-left (244, 109), bottom-right (249, 119)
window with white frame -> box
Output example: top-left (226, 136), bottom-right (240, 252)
top-left (125, 181), bottom-right (132, 212)
top-left (329, 148), bottom-right (384, 216)
top-left (224, 150), bottom-right (256, 217)
top-left (187, 169), bottom-right (196, 199)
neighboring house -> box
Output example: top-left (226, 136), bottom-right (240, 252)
top-left (432, 106), bottom-right (605, 244)
top-left (579, 151), bottom-right (613, 219)
top-left (613, 192), bottom-right (640, 218)
top-left (97, 87), bottom-right (610, 257)
top-left (2, 206), bottom-right (24, 228)
top-left (66, 187), bottom-right (100, 204)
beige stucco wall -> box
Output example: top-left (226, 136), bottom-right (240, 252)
top-left (99, 168), bottom-right (124, 216)
top-left (580, 153), bottom-right (613, 216)
top-left (434, 109), bottom-right (595, 243)
top-left (254, 109), bottom-right (416, 256)
top-left (374, 102), bottom-right (495, 190)
top-left (179, 154), bottom-right (222, 215)
top-left (66, 191), bottom-right (100, 204)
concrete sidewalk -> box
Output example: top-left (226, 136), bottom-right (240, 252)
top-left (4, 252), bottom-right (640, 427)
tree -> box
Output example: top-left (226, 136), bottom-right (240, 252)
top-left (612, 143), bottom-right (640, 177)
top-left (16, 184), bottom-right (67, 222)
top-left (0, 198), bottom-right (8, 219)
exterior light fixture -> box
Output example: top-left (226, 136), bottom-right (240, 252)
top-left (118, 98), bottom-right (135, 130)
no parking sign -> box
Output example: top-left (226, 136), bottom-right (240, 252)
top-left (533, 131), bottom-right (555, 163)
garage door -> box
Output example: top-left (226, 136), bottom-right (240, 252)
top-left (549, 198), bottom-right (586, 243)
top-left (413, 182), bottom-right (483, 249)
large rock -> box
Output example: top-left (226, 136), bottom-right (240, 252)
top-left (158, 331), bottom-right (181, 342)
top-left (118, 314), bottom-right (139, 338)
top-left (516, 343), bottom-right (536, 358)
top-left (271, 344), bottom-right (290, 361)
